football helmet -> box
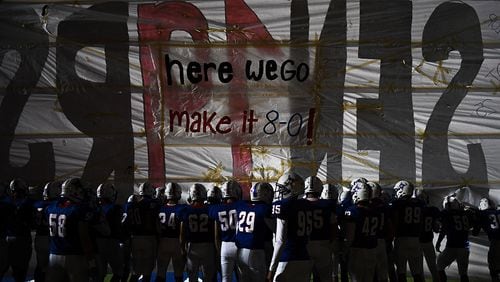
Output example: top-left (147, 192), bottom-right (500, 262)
top-left (206, 186), bottom-right (222, 204)
top-left (454, 186), bottom-right (472, 204)
top-left (352, 182), bottom-right (371, 204)
top-left (304, 176), bottom-right (323, 195)
top-left (138, 182), bottom-right (154, 197)
top-left (479, 197), bottom-right (496, 211)
top-left (188, 183), bottom-right (207, 203)
top-left (350, 177), bottom-right (368, 190)
top-left (394, 180), bottom-right (414, 199)
top-left (351, 181), bottom-right (368, 194)
top-left (414, 188), bottom-right (429, 204)
top-left (97, 182), bottom-right (117, 202)
top-left (43, 181), bottom-right (62, 201)
top-left (61, 178), bottom-right (86, 203)
top-left (165, 182), bottom-right (182, 201)
top-left (339, 187), bottom-right (352, 203)
top-left (29, 186), bottom-right (43, 201)
top-left (367, 181), bottom-right (382, 199)
top-left (9, 178), bottom-right (28, 197)
top-left (274, 172), bottom-right (304, 201)
top-left (443, 195), bottom-right (461, 210)
top-left (127, 194), bottom-right (137, 203)
top-left (221, 180), bottom-right (242, 200)
top-left (250, 182), bottom-right (273, 204)
top-left (154, 186), bottom-right (165, 201)
top-left (320, 184), bottom-right (340, 201)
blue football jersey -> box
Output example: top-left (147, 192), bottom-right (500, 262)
top-left (273, 198), bottom-right (311, 261)
top-left (6, 196), bottom-right (34, 237)
top-left (345, 204), bottom-right (378, 249)
top-left (209, 201), bottom-right (241, 242)
top-left (390, 198), bottom-right (425, 238)
top-left (420, 205), bottom-right (440, 243)
top-left (479, 209), bottom-right (500, 241)
top-left (235, 201), bottom-right (272, 250)
top-left (158, 203), bottom-right (185, 238)
top-left (98, 202), bottom-right (123, 239)
top-left (370, 198), bottom-right (390, 240)
top-left (45, 199), bottom-right (94, 255)
top-left (0, 197), bottom-right (14, 238)
top-left (306, 199), bottom-right (336, 241)
top-left (180, 203), bottom-right (215, 243)
top-left (33, 200), bottom-right (52, 236)
top-left (123, 197), bottom-right (160, 236)
top-left (440, 209), bottom-right (474, 248)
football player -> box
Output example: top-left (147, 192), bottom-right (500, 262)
top-left (157, 182), bottom-right (186, 282)
top-left (335, 185), bottom-right (353, 282)
top-left (3, 178), bottom-right (34, 282)
top-left (235, 182), bottom-right (274, 282)
top-left (0, 182), bottom-right (13, 282)
top-left (209, 180), bottom-right (242, 282)
top-left (304, 176), bottom-right (337, 282)
top-left (320, 184), bottom-right (345, 282)
top-left (123, 181), bottom-right (160, 282)
top-left (45, 178), bottom-right (96, 282)
top-left (344, 182), bottom-right (378, 282)
top-left (95, 182), bottom-right (124, 282)
top-left (180, 183), bottom-right (217, 282)
top-left (415, 189), bottom-right (440, 282)
top-left (435, 195), bottom-right (477, 282)
top-left (121, 194), bottom-right (136, 282)
top-left (368, 181), bottom-right (393, 282)
top-left (268, 172), bottom-right (312, 282)
top-left (477, 197), bottom-right (500, 282)
top-left (31, 181), bottom-right (61, 282)
top-left (390, 180), bottom-right (425, 282)
top-left (206, 185), bottom-right (223, 281)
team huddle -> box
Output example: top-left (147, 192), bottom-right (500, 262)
top-left (0, 173), bottom-right (499, 282)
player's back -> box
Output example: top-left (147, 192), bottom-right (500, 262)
top-left (0, 197), bottom-right (14, 238)
top-left (99, 202), bottom-right (123, 239)
top-left (273, 198), bottom-right (310, 261)
top-left (345, 203), bottom-right (378, 249)
top-left (181, 203), bottom-right (215, 243)
top-left (123, 197), bottom-right (160, 236)
top-left (420, 205), bottom-right (440, 243)
top-left (440, 209), bottom-right (474, 248)
top-left (6, 195), bottom-right (34, 237)
top-left (306, 198), bottom-right (335, 241)
top-left (33, 200), bottom-right (52, 237)
top-left (391, 198), bottom-right (424, 238)
top-left (46, 199), bottom-right (92, 255)
top-left (158, 203), bottom-right (185, 238)
top-left (209, 201), bottom-right (240, 242)
top-left (235, 200), bottom-right (272, 250)
top-left (479, 208), bottom-right (500, 241)
top-left (370, 197), bottom-right (390, 240)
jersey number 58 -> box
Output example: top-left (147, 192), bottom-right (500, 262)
top-left (49, 213), bottom-right (66, 238)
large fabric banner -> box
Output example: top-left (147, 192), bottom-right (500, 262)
top-left (1, 0), bottom-right (500, 206)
